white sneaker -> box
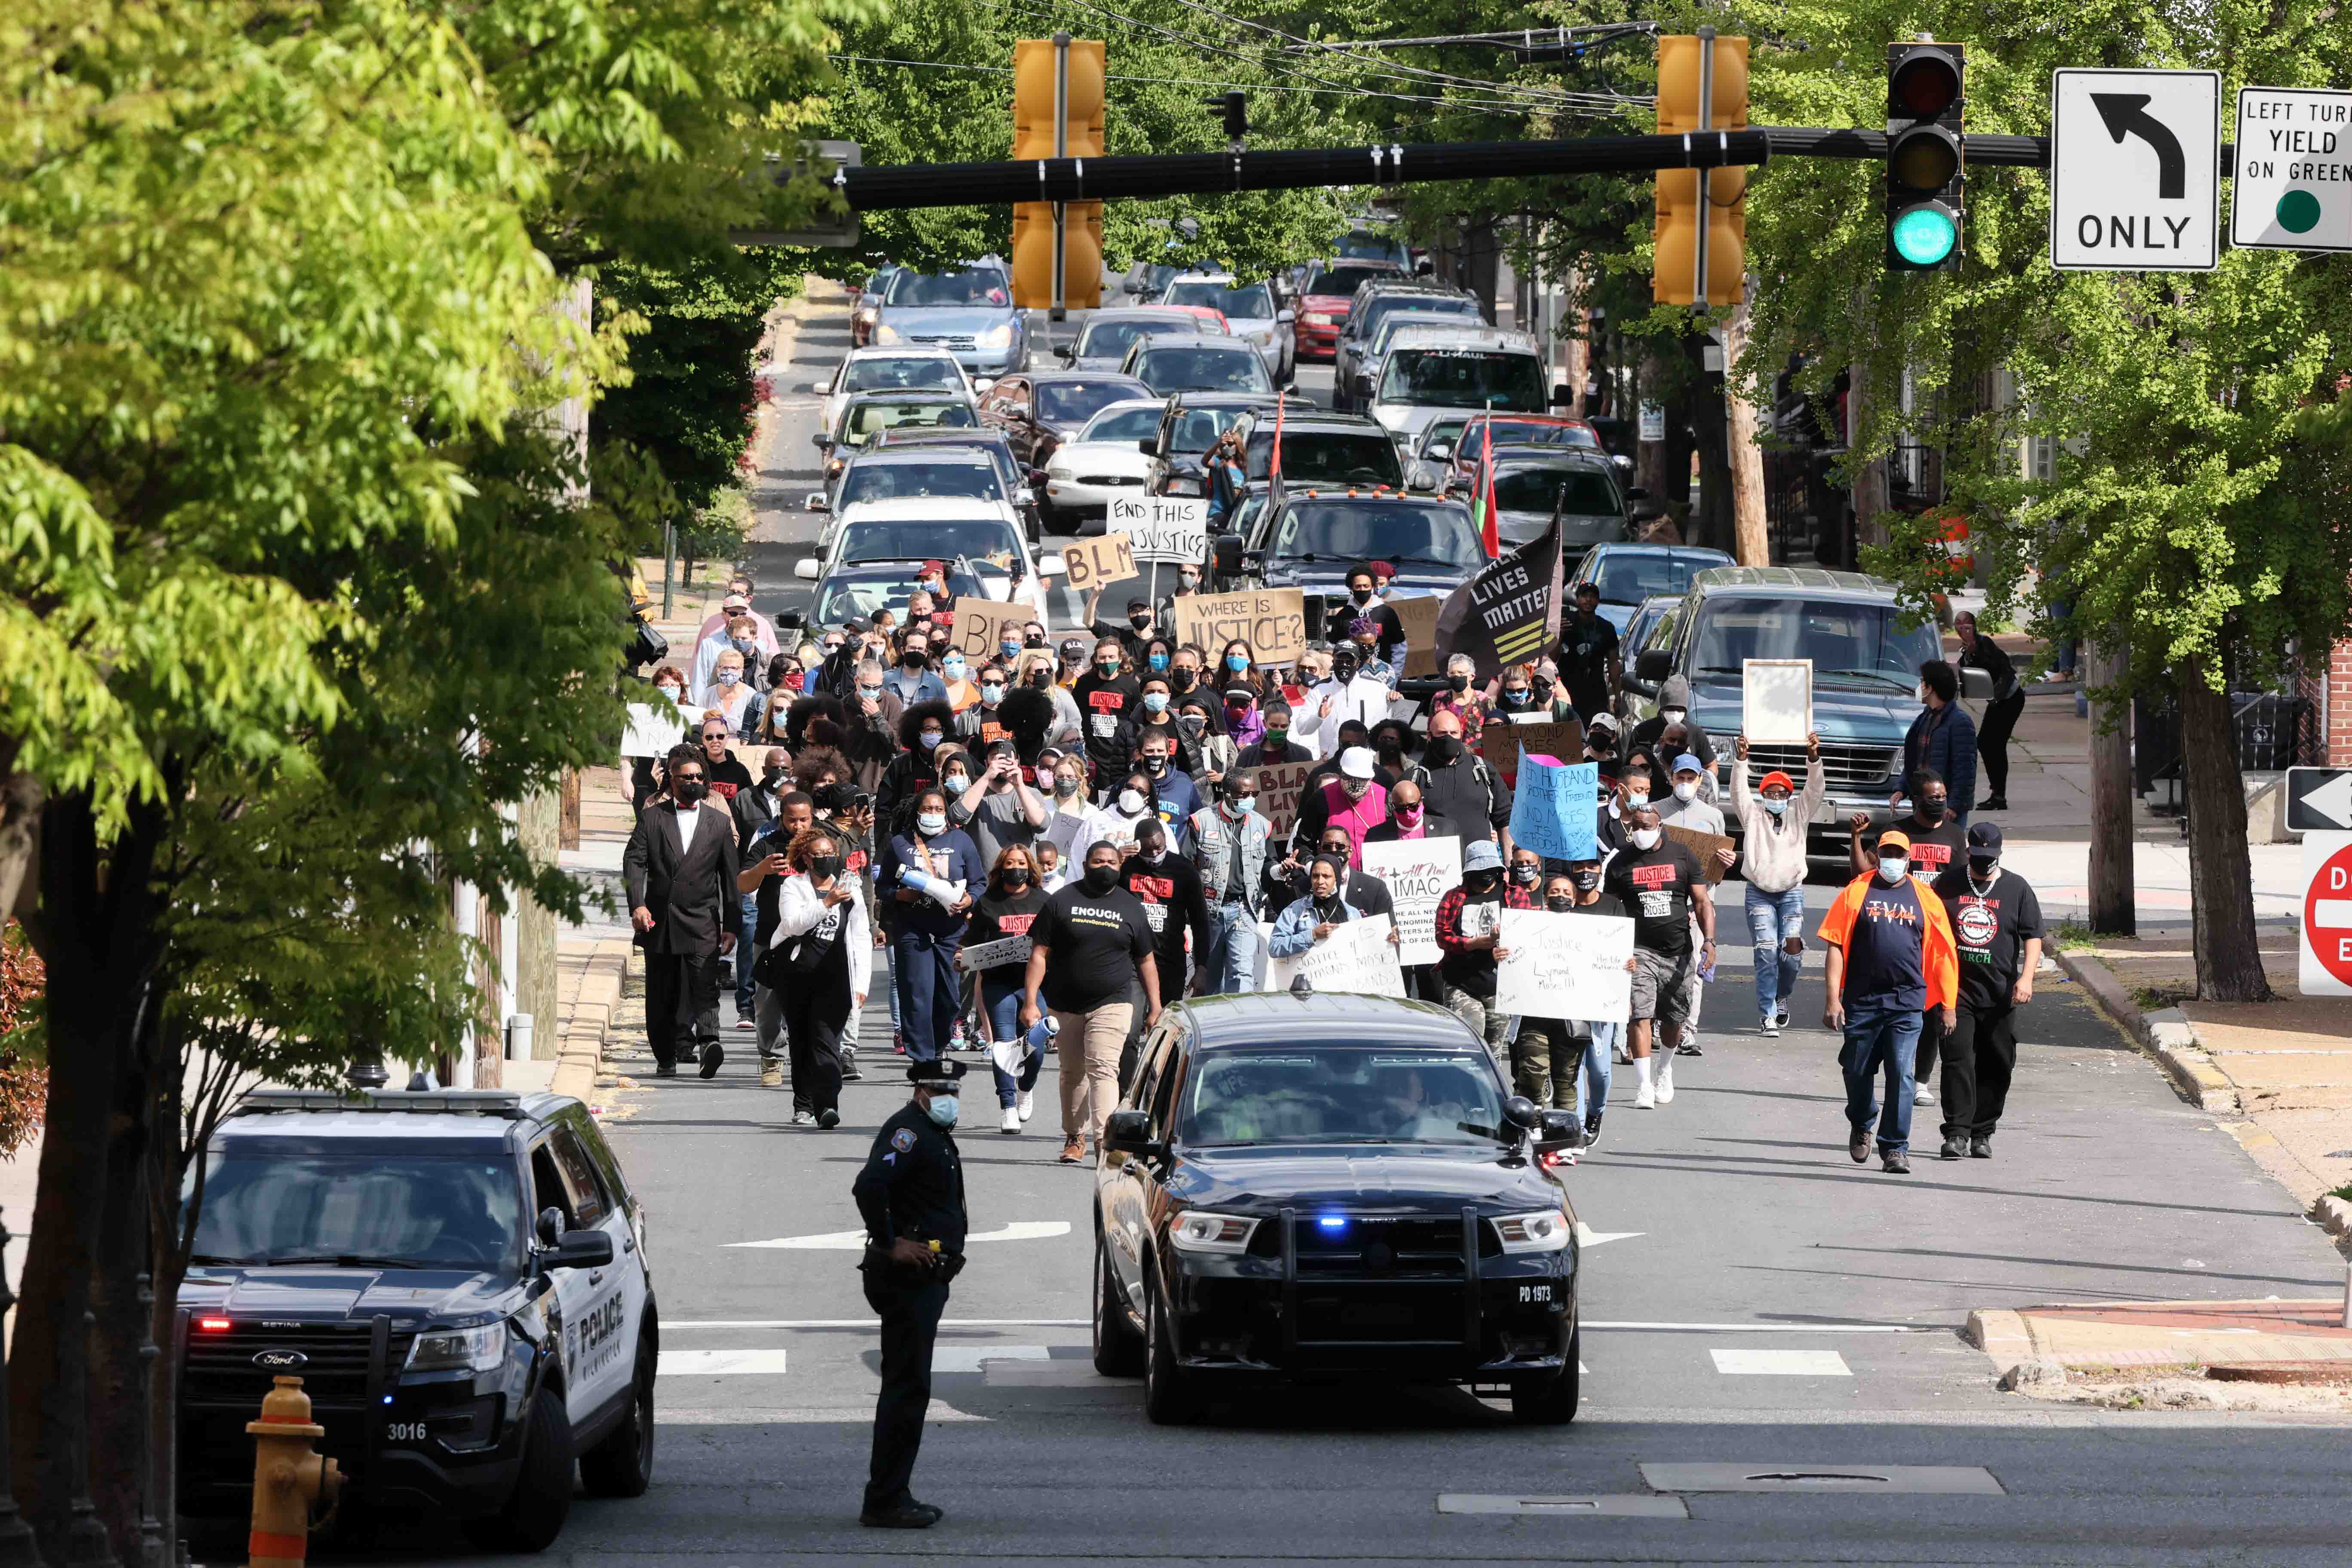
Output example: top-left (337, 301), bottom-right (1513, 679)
top-left (1017, 1089), bottom-right (1035, 1123)
top-left (1655, 1061), bottom-right (1675, 1103)
top-left (1761, 1020), bottom-right (1781, 1038)
top-left (1634, 1081), bottom-right (1657, 1109)
top-left (1000, 1106), bottom-right (1022, 1134)
top-left (1914, 1085), bottom-right (1936, 1106)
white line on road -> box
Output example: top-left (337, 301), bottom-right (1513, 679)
top-left (1586, 1321), bottom-right (1935, 1334)
top-left (726, 1221), bottom-right (1072, 1250)
top-left (668, 1318), bottom-right (1091, 1329)
top-left (657, 1349), bottom-right (791, 1376)
top-left (1709, 1348), bottom-right (1854, 1376)
top-left (934, 1344), bottom-right (1054, 1373)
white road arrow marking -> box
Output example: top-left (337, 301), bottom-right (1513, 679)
top-left (1574, 1223), bottom-right (1644, 1247)
top-left (726, 1221), bottom-right (1071, 1250)
top-left (2303, 771), bottom-right (2352, 827)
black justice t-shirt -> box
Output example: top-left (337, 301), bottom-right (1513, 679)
top-left (1930, 866), bottom-right (2045, 1012)
top-left (1033, 884), bottom-right (1155, 1012)
top-left (1895, 813), bottom-right (1970, 880)
top-left (1604, 839), bottom-right (1702, 956)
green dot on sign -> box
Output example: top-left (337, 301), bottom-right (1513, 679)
top-left (2276, 189), bottom-right (2322, 234)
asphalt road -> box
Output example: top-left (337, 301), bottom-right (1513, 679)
top-left (395, 293), bottom-right (2352, 1565)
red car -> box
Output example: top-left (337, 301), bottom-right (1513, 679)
top-left (1292, 260), bottom-right (1405, 360)
top-left (1445, 413), bottom-right (1604, 488)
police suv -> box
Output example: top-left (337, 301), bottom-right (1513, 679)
top-left (176, 1089), bottom-right (656, 1551)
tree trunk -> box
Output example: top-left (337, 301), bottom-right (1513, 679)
top-left (1685, 337), bottom-right (1731, 553)
top-left (1847, 353), bottom-right (1890, 555)
top-left (1661, 383), bottom-right (1697, 538)
top-left (2086, 635), bottom-right (2136, 935)
top-left (1459, 215), bottom-right (1501, 324)
top-left (1721, 294), bottom-right (1771, 566)
top-left (2179, 666), bottom-right (2270, 1000)
top-left (12, 789), bottom-right (167, 1563)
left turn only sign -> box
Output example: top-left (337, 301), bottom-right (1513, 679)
top-left (2299, 831), bottom-right (2352, 995)
top-left (2050, 68), bottom-right (2220, 271)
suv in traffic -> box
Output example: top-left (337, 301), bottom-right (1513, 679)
top-left (178, 1089), bottom-right (656, 1551)
top-left (1366, 325), bottom-right (1567, 454)
top-left (1331, 282), bottom-right (1482, 412)
top-left (1630, 566), bottom-right (1943, 856)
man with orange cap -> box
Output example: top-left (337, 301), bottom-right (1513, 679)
top-left (1816, 826), bottom-right (1957, 1174)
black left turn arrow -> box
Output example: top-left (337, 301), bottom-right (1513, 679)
top-left (2090, 93), bottom-right (2187, 199)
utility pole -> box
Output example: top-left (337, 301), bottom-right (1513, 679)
top-left (2087, 632), bottom-right (2136, 934)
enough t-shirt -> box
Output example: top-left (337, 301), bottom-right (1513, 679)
top-left (1034, 885), bottom-right (1154, 1012)
top-left (1930, 866), bottom-right (2043, 1012)
top-left (1604, 840), bottom-right (1702, 956)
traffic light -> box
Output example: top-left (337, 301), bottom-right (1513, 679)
top-left (1651, 34), bottom-right (1749, 307)
top-left (1011, 37), bottom-right (1105, 310)
top-left (1204, 90), bottom-right (1246, 145)
top-left (1885, 41), bottom-right (1964, 270)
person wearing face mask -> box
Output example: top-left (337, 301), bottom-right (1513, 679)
top-left (1121, 820), bottom-right (1210, 1014)
top-left (1557, 582), bottom-right (1621, 722)
top-left (1087, 769), bottom-right (1161, 857)
top-left (949, 741), bottom-right (1048, 869)
top-left (691, 611), bottom-right (766, 704)
top-left (624, 744), bottom-right (744, 1078)
top-left (1291, 747), bottom-right (1389, 870)
top-left (1416, 653), bottom-right (1493, 732)
top-left (1357, 778), bottom-right (1459, 1003)
top-left (1650, 753), bottom-right (1734, 1059)
top-left (1603, 803), bottom-right (1713, 1110)
top-left (935, 649), bottom-right (980, 714)
top-left (1084, 594), bottom-right (1160, 665)
top-left (703, 647), bottom-right (767, 739)
top-left (1189, 770), bottom-right (1275, 996)
top-left (729, 757), bottom-right (796, 1028)
top-left (884, 632), bottom-right (949, 709)
top-left (850, 1057), bottom-right (969, 1531)
top-left (954, 663), bottom-right (1015, 748)
top-left (1295, 640), bottom-right (1390, 761)
top-left (695, 585), bottom-right (780, 663)
top-left (766, 827), bottom-right (871, 1127)
top-left (1269, 852), bottom-right (1404, 972)
top-left (1021, 842), bottom-right (1161, 1164)
top-left (879, 787), bottom-right (983, 1064)
top-left (1220, 682), bottom-right (1266, 754)
top-left (966, 846), bottom-right (1052, 1134)
top-left (1042, 753), bottom-right (1094, 861)
top-left (1167, 644), bottom-right (1209, 701)
top-left (1849, 766), bottom-right (1969, 1102)
top-left (876, 702), bottom-right (954, 832)
top-left (1014, 651), bottom-right (1084, 746)
top-left (1491, 660), bottom-right (1575, 724)
top-left (1510, 871), bottom-right (1620, 1122)
top-left (1409, 708), bottom-right (1515, 852)
top-left (1583, 710), bottom-right (1622, 767)
top-left (1730, 732), bottom-right (1827, 1036)
top-left (1816, 828), bottom-right (1958, 1176)
top-left (1176, 694), bottom-right (1234, 785)
top-left (1073, 637), bottom-right (1140, 797)
top-left (1901, 659), bottom-right (1977, 836)
top-left (1218, 640), bottom-right (1263, 698)
top-left (1926, 821), bottom-right (2043, 1160)
top-left (1134, 733), bottom-right (1200, 845)
top-left (1556, 861), bottom-right (1636, 1143)
top-left (1322, 564), bottom-right (1406, 665)
top-left (1033, 839), bottom-right (1067, 892)
top-left (1434, 840), bottom-right (1535, 1063)
top-left (1236, 699), bottom-right (1310, 769)
top-left (1628, 675), bottom-right (1711, 771)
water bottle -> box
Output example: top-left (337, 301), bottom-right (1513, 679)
top-left (1025, 1014), bottom-right (1060, 1054)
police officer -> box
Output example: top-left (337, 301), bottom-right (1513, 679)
top-left (852, 1059), bottom-right (970, 1528)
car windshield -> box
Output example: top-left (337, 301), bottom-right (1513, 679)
top-left (1690, 599), bottom-right (1941, 687)
top-left (838, 460), bottom-right (1003, 508)
top-left (1246, 431), bottom-right (1404, 487)
top-left (1335, 233), bottom-right (1410, 264)
top-left (1079, 404), bottom-right (1165, 443)
top-left (1135, 347), bottom-right (1271, 394)
top-left (1366, 297), bottom-right (1479, 343)
top-left (1380, 349), bottom-right (1546, 410)
top-left (884, 267), bottom-right (1011, 308)
top-left (1591, 549), bottom-right (1732, 604)
top-left (1268, 500), bottom-right (1483, 573)
top-left (842, 400), bottom-right (979, 443)
top-left (845, 357), bottom-right (963, 395)
top-left (837, 519), bottom-right (1021, 570)
top-left (1492, 466), bottom-right (1621, 515)
top-left (188, 1153), bottom-right (523, 1271)
top-left (1036, 379), bottom-right (1144, 426)
top-left (1466, 418), bottom-right (1600, 453)
top-left (1182, 1049), bottom-right (1507, 1146)
top-left (1305, 265), bottom-right (1396, 297)
top-left (1080, 318), bottom-right (1188, 359)
top-left (1166, 280), bottom-right (1272, 318)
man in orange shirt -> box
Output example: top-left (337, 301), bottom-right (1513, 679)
top-left (1817, 828), bottom-right (1957, 1174)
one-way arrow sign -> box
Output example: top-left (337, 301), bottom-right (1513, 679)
top-left (2285, 767), bottom-right (2352, 833)
top-left (2051, 68), bottom-right (2219, 271)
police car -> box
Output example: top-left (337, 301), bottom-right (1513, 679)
top-left (177, 1089), bottom-right (656, 1551)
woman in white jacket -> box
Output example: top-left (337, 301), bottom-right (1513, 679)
top-left (769, 828), bottom-right (873, 1128)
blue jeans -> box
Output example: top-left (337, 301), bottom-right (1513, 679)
top-left (735, 892), bottom-right (760, 1016)
top-left (980, 977), bottom-right (1046, 1108)
top-left (891, 928), bottom-right (962, 1062)
top-left (1838, 995), bottom-right (1922, 1154)
top-left (1573, 1020), bottom-right (1617, 1121)
top-left (1744, 884), bottom-right (1807, 1023)
top-left (1200, 901), bottom-right (1260, 997)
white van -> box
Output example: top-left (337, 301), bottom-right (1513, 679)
top-left (1366, 325), bottom-right (1565, 453)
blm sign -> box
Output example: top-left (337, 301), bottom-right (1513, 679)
top-left (1432, 512), bottom-right (1564, 677)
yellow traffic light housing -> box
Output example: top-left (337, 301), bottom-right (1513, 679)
top-left (1652, 34), bottom-right (1749, 307)
top-left (1012, 37), bottom-right (1106, 310)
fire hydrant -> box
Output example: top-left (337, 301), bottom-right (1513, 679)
top-left (245, 1375), bottom-right (341, 1568)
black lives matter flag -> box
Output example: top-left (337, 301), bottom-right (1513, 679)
top-left (1432, 510), bottom-right (1564, 677)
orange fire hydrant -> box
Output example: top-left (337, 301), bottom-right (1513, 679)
top-left (245, 1375), bottom-right (342, 1568)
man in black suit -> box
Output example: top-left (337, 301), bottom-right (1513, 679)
top-left (625, 743), bottom-right (744, 1078)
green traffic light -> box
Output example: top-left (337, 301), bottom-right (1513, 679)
top-left (1891, 205), bottom-right (1957, 266)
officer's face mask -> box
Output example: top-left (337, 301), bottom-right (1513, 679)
top-left (924, 1092), bottom-right (959, 1128)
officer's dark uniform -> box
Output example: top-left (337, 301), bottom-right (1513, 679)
top-left (851, 1060), bottom-right (968, 1525)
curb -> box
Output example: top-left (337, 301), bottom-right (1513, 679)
top-left (2052, 946), bottom-right (2242, 1114)
top-left (1965, 1307), bottom-right (2034, 1372)
top-left (2318, 1194), bottom-right (2352, 1243)
top-left (551, 936), bottom-right (632, 1101)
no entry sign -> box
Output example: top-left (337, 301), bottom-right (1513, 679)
top-left (2298, 831), bottom-right (2352, 995)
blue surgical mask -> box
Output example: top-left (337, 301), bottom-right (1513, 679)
top-left (942, 657), bottom-right (967, 680)
top-left (1226, 653), bottom-right (1249, 671)
top-left (920, 731), bottom-right (943, 749)
top-left (1761, 796), bottom-right (1789, 818)
top-left (924, 1093), bottom-right (959, 1128)
top-left (981, 683), bottom-right (1005, 704)
top-left (1878, 855), bottom-right (1908, 884)
top-left (1142, 692), bottom-right (1168, 714)
top-left (1148, 652), bottom-right (1170, 671)
top-left (859, 685), bottom-right (883, 702)
top-left (917, 811), bottom-right (947, 836)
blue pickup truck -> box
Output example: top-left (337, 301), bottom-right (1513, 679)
top-left (1629, 566), bottom-right (1945, 858)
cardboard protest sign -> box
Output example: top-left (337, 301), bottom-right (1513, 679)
top-left (1171, 588), bottom-right (1309, 667)
top-left (1508, 753), bottom-right (1598, 861)
top-left (1393, 593), bottom-right (1445, 677)
top-left (955, 935), bottom-right (1033, 973)
top-left (1257, 760), bottom-right (1315, 839)
top-left (949, 597), bottom-right (1029, 661)
top-left (1060, 532), bottom-right (1136, 593)
top-left (622, 701), bottom-right (686, 759)
top-left (1042, 809), bottom-right (1093, 866)
top-left (1664, 824), bottom-right (1737, 885)
top-left (1489, 719), bottom-right (1582, 786)
top-left (1743, 658), bottom-right (1813, 744)
top-left (1360, 836), bottom-right (1461, 966)
top-left (1495, 908), bottom-right (1634, 1023)
top-left (1266, 914), bottom-right (1406, 998)
top-left (1109, 496), bottom-right (1210, 564)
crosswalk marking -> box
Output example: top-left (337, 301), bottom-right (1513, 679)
top-left (934, 1344), bottom-right (1055, 1373)
top-left (658, 1349), bottom-right (791, 1376)
top-left (1709, 1348), bottom-right (1852, 1376)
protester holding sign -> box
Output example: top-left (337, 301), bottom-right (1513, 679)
top-left (966, 846), bottom-right (1050, 1135)
top-left (1731, 733), bottom-right (1826, 1037)
top-left (1561, 858), bottom-right (1634, 1142)
top-left (1506, 869), bottom-right (1637, 1143)
top-left (1361, 832), bottom-right (1461, 970)
top-left (1267, 856), bottom-right (1401, 961)
top-left (1604, 803), bottom-right (1713, 1110)
top-left (1434, 839), bottom-right (1537, 1061)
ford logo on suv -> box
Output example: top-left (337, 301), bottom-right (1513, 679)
top-left (252, 1350), bottom-right (309, 1369)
